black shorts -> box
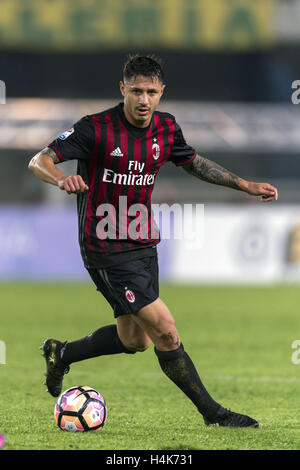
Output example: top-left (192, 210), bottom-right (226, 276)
top-left (87, 255), bottom-right (159, 318)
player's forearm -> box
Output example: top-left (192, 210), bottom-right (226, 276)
top-left (28, 148), bottom-right (67, 187)
top-left (183, 154), bottom-right (249, 192)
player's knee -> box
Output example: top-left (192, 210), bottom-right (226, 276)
top-left (135, 343), bottom-right (150, 353)
top-left (156, 324), bottom-right (180, 350)
top-left (134, 338), bottom-right (151, 352)
top-left (123, 338), bottom-right (151, 353)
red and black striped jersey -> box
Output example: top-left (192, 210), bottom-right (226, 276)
top-left (49, 103), bottom-right (196, 268)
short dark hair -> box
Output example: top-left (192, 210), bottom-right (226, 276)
top-left (123, 54), bottom-right (164, 84)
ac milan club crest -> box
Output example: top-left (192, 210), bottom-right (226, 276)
top-left (125, 288), bottom-right (136, 303)
top-left (152, 139), bottom-right (160, 160)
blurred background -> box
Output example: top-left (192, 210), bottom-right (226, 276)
top-left (0, 0), bottom-right (300, 283)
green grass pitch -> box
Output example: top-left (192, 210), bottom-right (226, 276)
top-left (1, 282), bottom-right (300, 450)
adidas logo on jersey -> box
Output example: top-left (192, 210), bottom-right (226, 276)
top-left (110, 147), bottom-right (124, 157)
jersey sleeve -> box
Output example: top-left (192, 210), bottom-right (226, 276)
top-left (48, 115), bottom-right (95, 162)
top-left (169, 121), bottom-right (196, 167)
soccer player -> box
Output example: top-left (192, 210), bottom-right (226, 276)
top-left (28, 54), bottom-right (278, 428)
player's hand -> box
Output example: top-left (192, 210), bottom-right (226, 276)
top-left (246, 182), bottom-right (278, 202)
top-left (57, 175), bottom-right (89, 194)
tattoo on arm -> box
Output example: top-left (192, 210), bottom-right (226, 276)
top-left (183, 154), bottom-right (241, 190)
top-left (40, 147), bottom-right (61, 164)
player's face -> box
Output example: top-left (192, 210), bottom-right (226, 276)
top-left (120, 75), bottom-right (165, 128)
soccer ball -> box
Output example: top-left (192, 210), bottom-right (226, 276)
top-left (54, 386), bottom-right (107, 432)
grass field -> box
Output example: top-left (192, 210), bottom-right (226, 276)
top-left (1, 282), bottom-right (300, 450)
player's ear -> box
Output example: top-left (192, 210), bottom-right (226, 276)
top-left (160, 84), bottom-right (166, 97)
top-left (120, 81), bottom-right (125, 97)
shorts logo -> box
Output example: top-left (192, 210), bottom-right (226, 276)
top-left (125, 289), bottom-right (136, 303)
top-left (58, 128), bottom-right (74, 140)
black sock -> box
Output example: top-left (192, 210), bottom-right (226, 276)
top-left (61, 324), bottom-right (135, 365)
top-left (155, 343), bottom-right (220, 419)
